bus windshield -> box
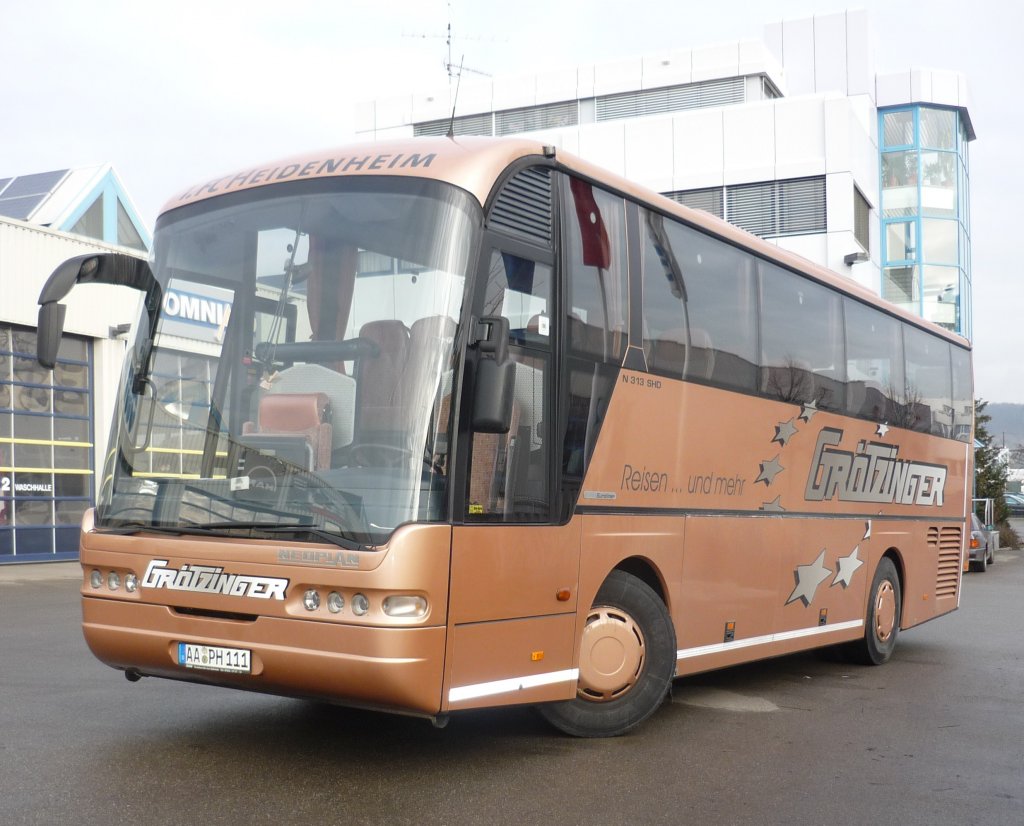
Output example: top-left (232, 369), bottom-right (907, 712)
top-left (97, 177), bottom-right (479, 546)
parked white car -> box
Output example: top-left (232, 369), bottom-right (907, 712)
top-left (969, 513), bottom-right (995, 572)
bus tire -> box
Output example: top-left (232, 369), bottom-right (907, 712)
top-left (848, 557), bottom-right (901, 666)
top-left (538, 570), bottom-right (676, 737)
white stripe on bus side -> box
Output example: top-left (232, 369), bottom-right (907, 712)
top-left (448, 668), bottom-right (580, 704)
top-left (676, 619), bottom-right (864, 660)
top-left (448, 621), bottom-right (865, 702)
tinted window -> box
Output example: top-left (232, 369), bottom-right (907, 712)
top-left (481, 250), bottom-right (552, 347)
top-left (844, 299), bottom-right (904, 423)
top-left (641, 210), bottom-right (757, 390)
top-left (950, 345), bottom-right (973, 442)
top-left (564, 179), bottom-right (628, 363)
top-left (759, 263), bottom-right (844, 410)
top-left (904, 326), bottom-right (953, 435)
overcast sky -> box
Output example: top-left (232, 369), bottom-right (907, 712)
top-left (4, 0), bottom-right (1021, 402)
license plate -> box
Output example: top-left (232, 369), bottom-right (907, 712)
top-left (177, 642), bottom-right (251, 674)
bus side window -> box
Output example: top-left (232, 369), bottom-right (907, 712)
top-left (904, 325), bottom-right (953, 436)
top-left (640, 210), bottom-right (757, 392)
top-left (564, 179), bottom-right (628, 364)
top-left (844, 298), bottom-right (905, 424)
top-left (560, 179), bottom-right (628, 517)
top-left (759, 262), bottom-right (845, 410)
top-left (950, 345), bottom-right (972, 442)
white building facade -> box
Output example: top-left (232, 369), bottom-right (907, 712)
top-left (355, 9), bottom-right (975, 338)
top-left (0, 167), bottom-right (148, 563)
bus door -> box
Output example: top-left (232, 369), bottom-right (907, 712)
top-left (446, 237), bottom-right (582, 712)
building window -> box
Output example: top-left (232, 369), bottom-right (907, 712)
top-left (496, 101), bottom-right (578, 135)
top-left (596, 78), bottom-right (745, 121)
top-left (882, 110), bottom-right (914, 148)
top-left (663, 178), bottom-right (826, 239)
top-left (854, 187), bottom-right (870, 251)
top-left (726, 176), bottom-right (826, 238)
top-left (882, 265), bottom-right (917, 308)
top-left (919, 108), bottom-right (957, 150)
top-left (0, 325), bottom-right (93, 562)
top-left (412, 75), bottom-right (757, 137)
top-left (879, 105), bottom-right (971, 336)
top-left (885, 221), bottom-right (916, 262)
top-left (662, 187), bottom-right (724, 219)
top-left (414, 112), bottom-right (493, 137)
top-left (70, 195), bottom-right (105, 241)
top-left (116, 199), bottom-right (146, 251)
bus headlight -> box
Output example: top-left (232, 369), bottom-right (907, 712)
top-left (352, 593), bottom-right (369, 616)
top-left (90, 569), bottom-right (103, 589)
top-left (382, 595), bottom-right (428, 618)
top-left (107, 571), bottom-right (121, 591)
top-left (124, 573), bottom-right (138, 593)
top-left (327, 592), bottom-right (344, 614)
top-left (303, 590), bottom-right (321, 611)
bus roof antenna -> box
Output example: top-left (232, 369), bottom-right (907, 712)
top-left (404, 0), bottom-right (495, 135)
top-left (446, 55), bottom-right (465, 139)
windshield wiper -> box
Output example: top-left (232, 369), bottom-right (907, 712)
top-left (203, 521), bottom-right (372, 550)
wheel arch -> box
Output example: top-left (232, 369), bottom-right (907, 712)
top-left (613, 556), bottom-right (669, 611)
top-left (880, 547), bottom-right (906, 626)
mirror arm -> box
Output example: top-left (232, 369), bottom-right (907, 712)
top-left (36, 253), bottom-right (159, 369)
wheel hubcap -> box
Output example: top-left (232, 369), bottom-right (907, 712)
top-left (874, 581), bottom-right (896, 642)
top-left (576, 606), bottom-right (646, 702)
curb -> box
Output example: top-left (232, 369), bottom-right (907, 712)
top-left (0, 561), bottom-right (81, 584)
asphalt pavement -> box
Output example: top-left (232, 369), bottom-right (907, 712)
top-left (2, 539), bottom-right (1023, 825)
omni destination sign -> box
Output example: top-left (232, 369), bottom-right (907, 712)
top-left (163, 289), bottom-right (231, 328)
top-left (161, 284), bottom-right (234, 343)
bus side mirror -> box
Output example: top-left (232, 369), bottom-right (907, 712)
top-left (37, 302), bottom-right (67, 370)
top-left (36, 252), bottom-right (159, 369)
top-left (471, 316), bottom-right (515, 434)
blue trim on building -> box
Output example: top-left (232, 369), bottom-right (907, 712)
top-left (878, 104), bottom-right (971, 339)
top-left (57, 169), bottom-right (152, 250)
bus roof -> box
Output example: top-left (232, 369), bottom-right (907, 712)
top-left (161, 136), bottom-right (969, 348)
top-left (160, 136), bottom-right (546, 215)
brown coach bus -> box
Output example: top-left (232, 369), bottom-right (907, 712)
top-left (36, 136), bottom-right (973, 737)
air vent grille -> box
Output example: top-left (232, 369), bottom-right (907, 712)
top-left (488, 167), bottom-right (552, 246)
top-left (932, 525), bottom-right (962, 599)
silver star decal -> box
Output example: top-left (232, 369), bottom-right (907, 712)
top-left (832, 546), bottom-right (865, 589)
top-left (876, 423), bottom-right (890, 437)
top-left (799, 400), bottom-right (819, 422)
top-left (773, 419), bottom-right (798, 447)
top-left (786, 550), bottom-right (832, 607)
top-left (760, 496), bottom-right (786, 512)
top-left (863, 520), bottom-right (872, 540)
top-left (756, 455), bottom-right (784, 486)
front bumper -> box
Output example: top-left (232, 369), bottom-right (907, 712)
top-left (83, 595), bottom-right (447, 714)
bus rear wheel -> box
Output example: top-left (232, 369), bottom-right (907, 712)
top-left (538, 570), bottom-right (676, 737)
top-left (847, 557), bottom-right (901, 665)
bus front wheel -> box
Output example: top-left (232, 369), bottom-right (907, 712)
top-left (538, 570), bottom-right (676, 737)
top-left (848, 557), bottom-right (901, 665)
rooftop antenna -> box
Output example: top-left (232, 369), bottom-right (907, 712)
top-left (446, 55), bottom-right (466, 139)
top-left (438, 5), bottom-right (492, 83)
top-left (404, 1), bottom-right (497, 132)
